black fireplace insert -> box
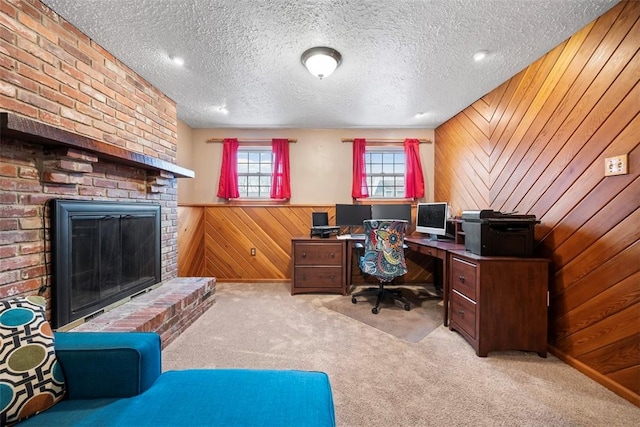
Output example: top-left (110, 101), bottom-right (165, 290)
top-left (51, 199), bottom-right (161, 329)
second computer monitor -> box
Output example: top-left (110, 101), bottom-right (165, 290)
top-left (371, 203), bottom-right (412, 225)
top-left (335, 204), bottom-right (372, 227)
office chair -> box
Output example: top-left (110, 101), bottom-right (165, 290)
top-left (351, 219), bottom-right (411, 314)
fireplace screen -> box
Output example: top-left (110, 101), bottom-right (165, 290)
top-left (51, 199), bottom-right (161, 329)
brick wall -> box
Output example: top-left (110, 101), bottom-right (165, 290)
top-left (0, 0), bottom-right (180, 311)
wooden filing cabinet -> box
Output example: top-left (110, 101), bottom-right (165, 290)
top-left (291, 238), bottom-right (346, 295)
top-left (448, 250), bottom-right (549, 357)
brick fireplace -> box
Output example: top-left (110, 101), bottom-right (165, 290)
top-left (0, 0), bottom-right (212, 345)
top-left (0, 114), bottom-right (184, 301)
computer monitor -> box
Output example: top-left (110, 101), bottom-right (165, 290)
top-left (335, 204), bottom-right (372, 228)
top-left (416, 202), bottom-right (449, 239)
top-left (371, 204), bottom-right (412, 225)
top-left (312, 212), bottom-right (329, 227)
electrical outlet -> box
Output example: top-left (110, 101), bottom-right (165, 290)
top-left (250, 248), bottom-right (256, 256)
top-left (604, 154), bottom-right (628, 176)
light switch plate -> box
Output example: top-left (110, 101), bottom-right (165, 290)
top-left (604, 154), bottom-right (628, 176)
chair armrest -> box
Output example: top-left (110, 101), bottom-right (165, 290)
top-left (53, 332), bottom-right (162, 400)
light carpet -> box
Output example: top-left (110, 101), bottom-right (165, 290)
top-left (162, 282), bottom-right (639, 427)
top-left (323, 285), bottom-right (443, 342)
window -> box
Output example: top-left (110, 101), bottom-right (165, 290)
top-left (365, 147), bottom-right (405, 198)
top-left (237, 147), bottom-right (272, 198)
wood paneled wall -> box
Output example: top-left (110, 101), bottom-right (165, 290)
top-left (435, 1), bottom-right (639, 405)
top-left (178, 206), bottom-right (206, 277)
top-left (177, 205), bottom-right (434, 285)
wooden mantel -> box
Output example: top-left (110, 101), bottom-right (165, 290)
top-left (0, 112), bottom-right (194, 178)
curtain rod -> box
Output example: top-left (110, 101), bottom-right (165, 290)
top-left (206, 138), bottom-right (297, 143)
top-left (341, 138), bottom-right (431, 143)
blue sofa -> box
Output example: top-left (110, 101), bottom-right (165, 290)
top-left (19, 332), bottom-right (336, 426)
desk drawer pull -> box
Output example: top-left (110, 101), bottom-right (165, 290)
top-left (329, 274), bottom-right (335, 280)
top-left (330, 253), bottom-right (334, 258)
top-left (457, 309), bottom-right (465, 316)
top-left (302, 252), bottom-right (306, 258)
top-left (302, 274), bottom-right (306, 280)
top-left (459, 275), bottom-right (465, 283)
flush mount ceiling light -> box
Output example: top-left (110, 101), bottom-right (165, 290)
top-left (301, 47), bottom-right (342, 79)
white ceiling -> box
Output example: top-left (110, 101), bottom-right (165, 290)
top-left (41, 0), bottom-right (618, 129)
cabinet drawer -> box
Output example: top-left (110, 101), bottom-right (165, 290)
top-left (417, 245), bottom-right (444, 259)
top-left (294, 267), bottom-right (343, 288)
top-left (451, 291), bottom-right (476, 339)
top-left (451, 257), bottom-right (477, 300)
top-left (294, 243), bottom-right (343, 266)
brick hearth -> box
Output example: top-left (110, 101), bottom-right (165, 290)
top-left (69, 277), bottom-right (215, 348)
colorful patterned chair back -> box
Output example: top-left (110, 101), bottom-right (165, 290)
top-left (359, 219), bottom-right (408, 281)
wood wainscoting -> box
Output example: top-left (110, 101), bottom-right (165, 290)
top-left (178, 206), bottom-right (206, 277)
top-left (434, 1), bottom-right (639, 404)
top-left (177, 204), bottom-right (435, 286)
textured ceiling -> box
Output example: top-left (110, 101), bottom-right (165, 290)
top-left (41, 0), bottom-right (618, 129)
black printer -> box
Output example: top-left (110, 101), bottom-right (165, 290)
top-left (461, 210), bottom-right (539, 257)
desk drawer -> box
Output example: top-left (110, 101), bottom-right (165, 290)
top-left (451, 290), bottom-right (476, 339)
top-left (451, 257), bottom-right (477, 300)
top-left (294, 243), bottom-right (343, 266)
top-left (294, 267), bottom-right (343, 288)
top-left (417, 245), bottom-right (444, 259)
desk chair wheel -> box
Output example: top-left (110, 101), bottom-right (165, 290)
top-left (372, 307), bottom-right (379, 314)
top-left (404, 303), bottom-right (411, 311)
top-left (351, 296), bottom-right (357, 304)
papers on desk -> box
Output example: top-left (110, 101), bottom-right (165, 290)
top-left (337, 234), bottom-right (366, 240)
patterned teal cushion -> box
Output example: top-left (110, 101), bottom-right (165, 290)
top-left (0, 296), bottom-right (65, 425)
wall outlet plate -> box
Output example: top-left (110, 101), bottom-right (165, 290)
top-left (604, 154), bottom-right (628, 176)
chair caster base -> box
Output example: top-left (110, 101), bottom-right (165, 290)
top-left (350, 287), bottom-right (412, 314)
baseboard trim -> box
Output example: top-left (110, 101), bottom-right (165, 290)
top-left (549, 345), bottom-right (639, 407)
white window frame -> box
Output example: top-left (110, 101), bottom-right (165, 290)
top-left (364, 146), bottom-right (406, 199)
top-left (237, 146), bottom-right (273, 199)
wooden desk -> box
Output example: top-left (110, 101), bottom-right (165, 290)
top-left (296, 235), bottom-right (548, 357)
top-left (404, 237), bottom-right (465, 326)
